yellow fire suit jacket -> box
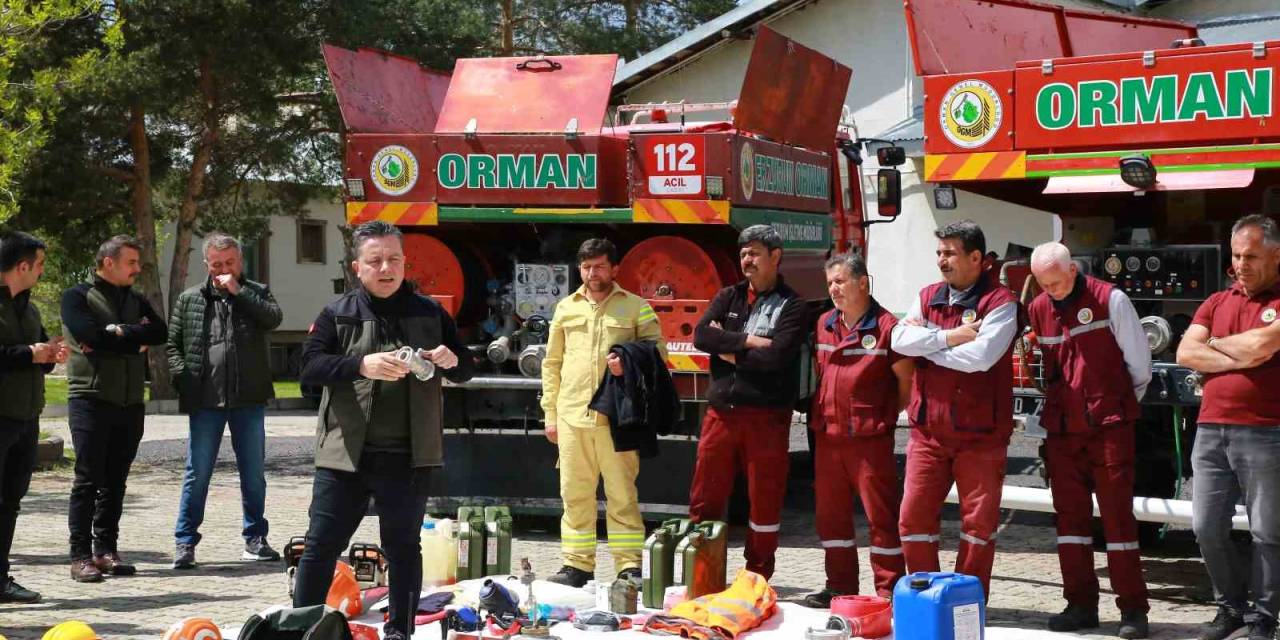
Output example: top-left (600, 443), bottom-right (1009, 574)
top-left (541, 282), bottom-right (666, 430)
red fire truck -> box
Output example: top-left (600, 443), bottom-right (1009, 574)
top-left (322, 28), bottom-right (877, 513)
top-left (907, 0), bottom-right (1277, 508)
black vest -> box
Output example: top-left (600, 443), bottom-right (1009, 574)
top-left (0, 287), bottom-right (46, 420)
top-left (64, 280), bottom-right (148, 406)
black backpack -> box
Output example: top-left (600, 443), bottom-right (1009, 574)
top-left (237, 605), bottom-right (354, 640)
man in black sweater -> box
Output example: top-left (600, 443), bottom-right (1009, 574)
top-left (60, 235), bottom-right (167, 583)
top-left (294, 221), bottom-right (473, 640)
top-left (0, 231), bottom-right (66, 603)
top-left (689, 224), bottom-right (809, 578)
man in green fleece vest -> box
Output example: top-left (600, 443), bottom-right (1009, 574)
top-left (0, 231), bottom-right (66, 603)
top-left (60, 235), bottom-right (167, 583)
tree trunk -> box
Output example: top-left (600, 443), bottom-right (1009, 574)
top-left (623, 0), bottom-right (638, 34)
top-left (167, 55), bottom-right (219, 317)
top-left (127, 102), bottom-right (176, 400)
top-left (500, 0), bottom-right (515, 56)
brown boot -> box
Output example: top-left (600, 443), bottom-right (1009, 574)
top-left (71, 557), bottom-right (104, 583)
top-left (94, 552), bottom-right (137, 576)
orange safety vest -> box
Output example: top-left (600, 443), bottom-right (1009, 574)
top-left (643, 570), bottom-right (777, 640)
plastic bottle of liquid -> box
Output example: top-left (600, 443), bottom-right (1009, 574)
top-left (421, 518), bottom-right (458, 586)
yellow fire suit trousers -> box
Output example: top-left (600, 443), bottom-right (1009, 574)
top-left (558, 424), bottom-right (644, 572)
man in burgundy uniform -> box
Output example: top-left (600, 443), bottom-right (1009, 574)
top-left (891, 220), bottom-right (1018, 599)
top-left (1028, 241), bottom-right (1151, 639)
top-left (1178, 214), bottom-right (1280, 640)
top-left (690, 224), bottom-right (809, 579)
top-left (802, 252), bottom-right (912, 607)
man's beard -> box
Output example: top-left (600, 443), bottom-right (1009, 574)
top-left (586, 279), bottom-right (611, 292)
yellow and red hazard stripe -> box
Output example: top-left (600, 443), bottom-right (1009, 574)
top-left (667, 353), bottom-right (711, 372)
top-left (346, 202), bottom-right (438, 226)
top-left (924, 152), bottom-right (1027, 182)
top-left (632, 199), bottom-right (730, 224)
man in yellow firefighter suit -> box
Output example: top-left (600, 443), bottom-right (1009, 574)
top-left (542, 238), bottom-right (666, 587)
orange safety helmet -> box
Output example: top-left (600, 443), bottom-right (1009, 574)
top-left (347, 623), bottom-right (380, 640)
top-left (327, 561), bottom-right (363, 617)
top-left (162, 617), bottom-right (223, 640)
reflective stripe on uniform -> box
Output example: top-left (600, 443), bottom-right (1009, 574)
top-left (1106, 541), bottom-right (1140, 552)
top-left (561, 531), bottom-right (598, 550)
top-left (1036, 334), bottom-right (1065, 345)
top-left (959, 532), bottom-right (990, 546)
top-left (869, 546), bottom-right (904, 556)
top-left (1057, 536), bottom-right (1093, 545)
top-left (901, 534), bottom-right (941, 543)
top-left (817, 344), bottom-right (836, 352)
top-left (748, 521), bottom-right (780, 533)
top-left (637, 304), bottom-right (658, 325)
top-left (608, 531), bottom-right (646, 549)
top-left (821, 539), bottom-right (856, 548)
top-left (1068, 320), bottom-right (1111, 337)
top-left (841, 348), bottom-right (888, 356)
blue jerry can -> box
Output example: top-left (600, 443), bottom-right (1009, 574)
top-left (892, 572), bottom-right (985, 640)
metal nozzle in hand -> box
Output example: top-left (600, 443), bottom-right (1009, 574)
top-left (394, 346), bottom-right (436, 381)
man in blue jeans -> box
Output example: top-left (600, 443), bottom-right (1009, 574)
top-left (167, 232), bottom-right (283, 568)
top-left (1177, 214), bottom-right (1280, 640)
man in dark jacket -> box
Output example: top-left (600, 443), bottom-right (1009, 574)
top-left (0, 231), bottom-right (66, 603)
top-left (60, 235), bottom-right (168, 583)
top-left (167, 232), bottom-right (284, 569)
top-left (294, 220), bottom-right (473, 640)
top-left (689, 224), bottom-right (809, 579)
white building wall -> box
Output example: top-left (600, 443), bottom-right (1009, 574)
top-left (619, 0), bottom-right (1087, 313)
top-left (157, 197), bottom-right (347, 334)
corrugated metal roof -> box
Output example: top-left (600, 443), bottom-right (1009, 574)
top-left (613, 0), bottom-right (811, 93)
top-left (1196, 13), bottom-right (1280, 45)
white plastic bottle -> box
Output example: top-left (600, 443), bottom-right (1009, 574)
top-left (421, 518), bottom-right (458, 586)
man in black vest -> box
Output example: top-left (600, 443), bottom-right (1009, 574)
top-left (60, 235), bottom-right (167, 582)
top-left (0, 231), bottom-right (66, 603)
top-left (295, 220), bottom-right (474, 640)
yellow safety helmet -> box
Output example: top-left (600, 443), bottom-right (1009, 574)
top-left (42, 621), bottom-right (99, 640)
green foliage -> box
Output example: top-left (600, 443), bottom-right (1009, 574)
top-left (0, 0), bottom-right (119, 221)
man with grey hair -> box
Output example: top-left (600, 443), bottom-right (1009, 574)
top-left (1027, 241), bottom-right (1151, 638)
top-left (690, 224), bottom-right (809, 578)
top-left (1177, 214), bottom-right (1280, 640)
top-left (167, 231), bottom-right (283, 569)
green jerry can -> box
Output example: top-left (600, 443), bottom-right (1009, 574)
top-left (483, 506), bottom-right (513, 575)
top-left (673, 521), bottom-right (727, 600)
top-left (456, 505), bottom-right (487, 580)
top-left (642, 518), bottom-right (695, 608)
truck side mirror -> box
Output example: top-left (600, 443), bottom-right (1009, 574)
top-left (877, 168), bottom-right (902, 218)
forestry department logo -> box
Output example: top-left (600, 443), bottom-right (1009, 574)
top-left (370, 145), bottom-right (418, 196)
top-left (940, 79), bottom-right (1003, 149)
top-left (1078, 308), bottom-right (1094, 325)
top-left (861, 334), bottom-right (877, 350)
top-left (739, 142), bottom-right (755, 200)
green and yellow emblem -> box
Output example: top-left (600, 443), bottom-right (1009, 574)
top-left (940, 79), bottom-right (1003, 149)
top-left (370, 145), bottom-right (418, 196)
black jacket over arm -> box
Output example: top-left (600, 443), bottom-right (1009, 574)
top-left (589, 340), bottom-right (680, 458)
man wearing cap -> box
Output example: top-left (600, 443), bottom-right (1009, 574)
top-left (689, 224), bottom-right (809, 578)
top-left (1178, 214), bottom-right (1280, 640)
top-left (1028, 241), bottom-right (1151, 639)
top-left (891, 220), bottom-right (1019, 598)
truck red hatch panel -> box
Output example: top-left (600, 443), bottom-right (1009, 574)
top-left (435, 55), bottom-right (618, 134)
top-left (322, 44), bottom-right (450, 134)
top-left (904, 0), bottom-right (1195, 76)
top-left (1062, 10), bottom-right (1196, 57)
top-left (733, 26), bottom-right (851, 152)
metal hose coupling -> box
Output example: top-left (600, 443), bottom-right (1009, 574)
top-left (394, 346), bottom-right (436, 381)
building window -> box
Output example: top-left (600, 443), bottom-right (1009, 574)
top-left (297, 219), bottom-right (326, 264)
top-left (242, 235), bottom-right (269, 284)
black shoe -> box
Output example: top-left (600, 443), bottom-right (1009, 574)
top-left (173, 543), bottom-right (196, 569)
top-left (0, 577), bottom-right (40, 603)
top-left (546, 565), bottom-right (591, 588)
top-left (1119, 610), bottom-right (1150, 639)
top-left (243, 536), bottom-right (281, 561)
top-left (1199, 607), bottom-right (1248, 640)
top-left (801, 588), bottom-right (844, 609)
top-left (1250, 616), bottom-right (1277, 640)
top-left (617, 567), bottom-right (641, 584)
top-left (1048, 604), bottom-right (1100, 632)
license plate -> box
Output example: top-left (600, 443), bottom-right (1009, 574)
top-left (1013, 395), bottom-right (1044, 417)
